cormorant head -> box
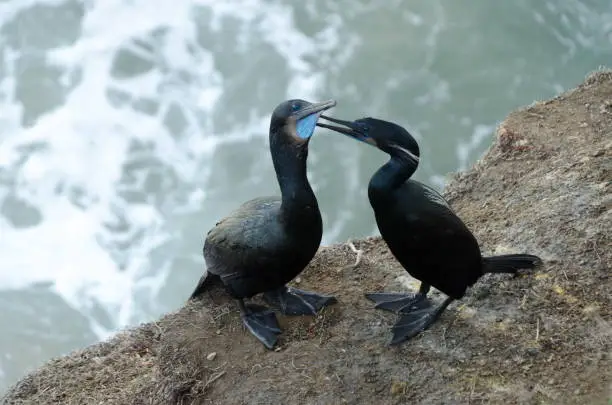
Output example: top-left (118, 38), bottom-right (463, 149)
top-left (270, 99), bottom-right (337, 146)
top-left (317, 116), bottom-right (420, 165)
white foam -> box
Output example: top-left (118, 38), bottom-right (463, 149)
top-left (456, 124), bottom-right (495, 171)
top-left (0, 0), bottom-right (347, 339)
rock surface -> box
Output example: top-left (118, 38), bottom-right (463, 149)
top-left (3, 71), bottom-right (611, 405)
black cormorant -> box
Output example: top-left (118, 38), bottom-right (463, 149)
top-left (190, 99), bottom-right (338, 349)
top-left (317, 116), bottom-right (542, 345)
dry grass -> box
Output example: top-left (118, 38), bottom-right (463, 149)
top-left (3, 70), bottom-right (611, 405)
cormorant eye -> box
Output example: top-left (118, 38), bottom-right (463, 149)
top-left (291, 103), bottom-right (300, 112)
top-left (356, 122), bottom-right (369, 133)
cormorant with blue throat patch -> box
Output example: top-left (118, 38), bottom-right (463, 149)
top-left (317, 115), bottom-right (542, 345)
top-left (189, 99), bottom-right (338, 349)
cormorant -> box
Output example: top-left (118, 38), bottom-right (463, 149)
top-left (317, 116), bottom-right (542, 345)
top-left (190, 99), bottom-right (338, 349)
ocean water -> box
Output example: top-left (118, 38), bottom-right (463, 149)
top-left (0, 0), bottom-right (610, 392)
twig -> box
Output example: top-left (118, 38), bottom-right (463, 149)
top-left (469, 376), bottom-right (477, 404)
top-left (441, 327), bottom-right (448, 349)
top-left (536, 318), bottom-right (540, 342)
top-left (519, 293), bottom-right (528, 309)
top-left (204, 370), bottom-right (226, 390)
top-left (347, 240), bottom-right (363, 267)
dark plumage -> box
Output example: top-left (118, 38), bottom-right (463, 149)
top-left (317, 115), bottom-right (542, 345)
top-left (190, 99), bottom-right (338, 349)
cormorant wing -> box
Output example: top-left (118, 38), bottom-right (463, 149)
top-left (204, 196), bottom-right (285, 277)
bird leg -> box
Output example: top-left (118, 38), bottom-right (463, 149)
top-left (237, 299), bottom-right (281, 350)
top-left (365, 283), bottom-right (431, 313)
top-left (347, 240), bottom-right (363, 267)
top-left (263, 286), bottom-right (338, 316)
top-left (390, 296), bottom-right (454, 345)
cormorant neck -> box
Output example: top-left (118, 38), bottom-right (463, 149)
top-left (368, 156), bottom-right (417, 201)
top-left (271, 140), bottom-right (319, 224)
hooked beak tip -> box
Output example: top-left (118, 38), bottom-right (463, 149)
top-left (295, 99), bottom-right (337, 120)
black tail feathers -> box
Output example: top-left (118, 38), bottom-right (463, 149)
top-left (189, 271), bottom-right (222, 301)
top-left (483, 254), bottom-right (543, 274)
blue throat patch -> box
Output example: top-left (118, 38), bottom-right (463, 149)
top-left (296, 112), bottom-right (321, 139)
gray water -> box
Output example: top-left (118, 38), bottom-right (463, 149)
top-left (0, 0), bottom-right (610, 393)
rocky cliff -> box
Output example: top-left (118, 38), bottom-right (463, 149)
top-left (3, 70), bottom-right (611, 405)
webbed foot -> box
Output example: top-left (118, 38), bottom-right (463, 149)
top-left (389, 297), bottom-right (453, 345)
top-left (365, 292), bottom-right (429, 313)
top-left (238, 302), bottom-right (281, 349)
top-left (263, 286), bottom-right (338, 316)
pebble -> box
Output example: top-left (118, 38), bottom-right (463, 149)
top-left (390, 381), bottom-right (407, 395)
top-left (207, 352), bottom-right (217, 361)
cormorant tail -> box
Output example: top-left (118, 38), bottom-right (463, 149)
top-left (189, 271), bottom-right (222, 300)
top-left (482, 254), bottom-right (542, 274)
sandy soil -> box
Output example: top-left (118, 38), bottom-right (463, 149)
top-left (2, 70), bottom-right (611, 405)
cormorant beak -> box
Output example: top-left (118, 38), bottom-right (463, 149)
top-left (294, 100), bottom-right (337, 121)
top-left (316, 115), bottom-right (377, 147)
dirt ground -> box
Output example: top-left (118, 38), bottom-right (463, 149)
top-left (2, 70), bottom-right (611, 405)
